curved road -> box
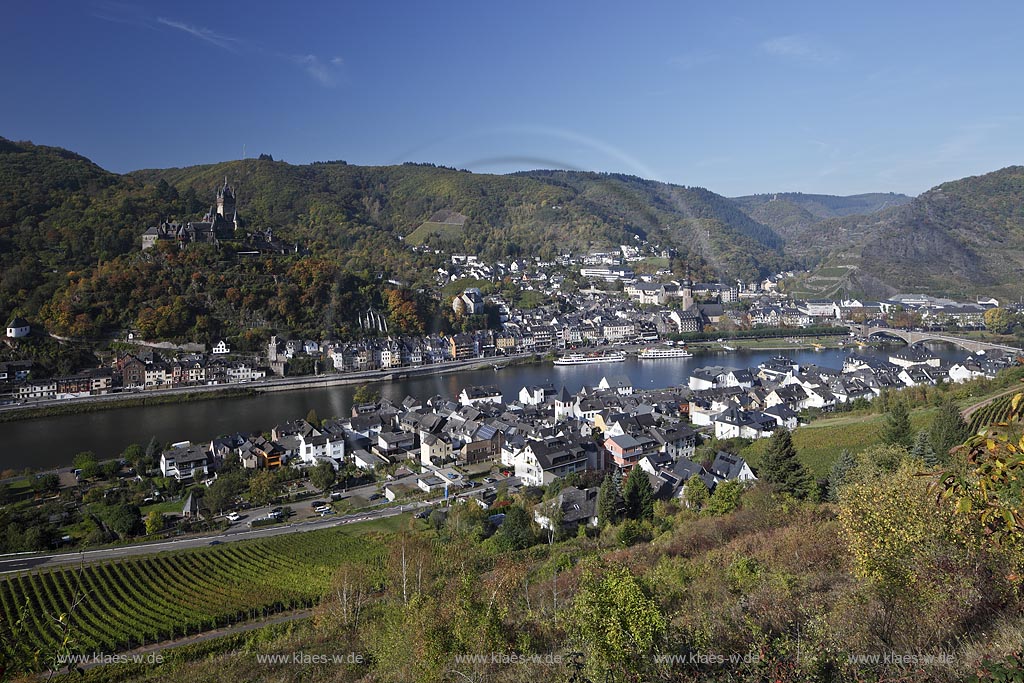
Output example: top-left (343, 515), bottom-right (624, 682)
top-left (0, 469), bottom-right (507, 574)
top-left (0, 500), bottom-right (427, 574)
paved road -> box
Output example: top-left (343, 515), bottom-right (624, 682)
top-left (0, 500), bottom-right (423, 574)
top-left (0, 470), bottom-right (513, 574)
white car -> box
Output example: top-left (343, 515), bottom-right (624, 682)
top-left (226, 512), bottom-right (240, 522)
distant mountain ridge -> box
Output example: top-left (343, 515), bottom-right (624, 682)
top-left (731, 192), bottom-right (914, 264)
top-left (785, 167), bottom-right (1024, 300)
top-left (733, 192), bottom-right (913, 219)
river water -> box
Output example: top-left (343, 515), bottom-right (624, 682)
top-left (4, 343), bottom-right (968, 471)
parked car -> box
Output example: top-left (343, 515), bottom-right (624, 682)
top-left (226, 512), bottom-right (240, 522)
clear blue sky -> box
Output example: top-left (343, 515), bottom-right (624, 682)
top-left (2, 1), bottom-right (1023, 196)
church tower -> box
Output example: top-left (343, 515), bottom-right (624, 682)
top-left (681, 277), bottom-right (694, 310)
top-left (216, 178), bottom-right (235, 218)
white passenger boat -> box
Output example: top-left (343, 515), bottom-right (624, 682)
top-left (637, 346), bottom-right (693, 359)
top-left (553, 351), bottom-right (627, 366)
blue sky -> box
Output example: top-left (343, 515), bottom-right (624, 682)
top-left (2, 1), bottom-right (1023, 196)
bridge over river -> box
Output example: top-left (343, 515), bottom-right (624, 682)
top-left (848, 324), bottom-right (1022, 355)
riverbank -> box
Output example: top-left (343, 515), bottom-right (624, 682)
top-left (687, 336), bottom-right (888, 352)
top-left (0, 353), bottom-right (543, 423)
top-left (0, 344), bottom-right (974, 471)
top-left (0, 387), bottom-right (258, 424)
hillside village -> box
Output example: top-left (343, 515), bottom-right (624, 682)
top-left (1, 247), bottom-right (1011, 403)
top-left (3, 177), bottom-right (1015, 404)
top-left (8, 336), bottom-right (1010, 556)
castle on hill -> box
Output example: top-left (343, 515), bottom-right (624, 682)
top-left (141, 179), bottom-right (239, 250)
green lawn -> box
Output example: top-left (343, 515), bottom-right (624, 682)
top-left (741, 407), bottom-right (938, 478)
top-left (140, 497), bottom-right (187, 516)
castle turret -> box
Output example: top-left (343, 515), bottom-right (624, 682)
top-left (216, 178), bottom-right (235, 218)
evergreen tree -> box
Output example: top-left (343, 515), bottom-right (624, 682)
top-left (880, 401), bottom-right (913, 448)
top-left (759, 430), bottom-right (812, 499)
top-left (597, 473), bottom-right (620, 527)
top-left (929, 399), bottom-right (970, 463)
top-left (826, 449), bottom-right (857, 501)
top-left (622, 470), bottom-right (655, 520)
top-left (911, 429), bottom-right (939, 466)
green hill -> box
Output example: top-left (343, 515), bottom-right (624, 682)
top-left (0, 138), bottom-right (788, 343)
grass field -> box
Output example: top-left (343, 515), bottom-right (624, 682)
top-left (404, 220), bottom-right (465, 246)
top-left (741, 407), bottom-right (938, 478)
top-left (0, 523), bottom-right (393, 669)
top-left (139, 497), bottom-right (188, 516)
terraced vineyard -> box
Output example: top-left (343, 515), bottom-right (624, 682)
top-left (967, 394), bottom-right (1017, 433)
top-left (0, 528), bottom-right (387, 666)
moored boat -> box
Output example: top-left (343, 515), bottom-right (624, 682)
top-left (553, 351), bottom-right (627, 366)
top-left (637, 346), bottom-right (693, 359)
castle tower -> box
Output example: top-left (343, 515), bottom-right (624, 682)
top-left (216, 178), bottom-right (235, 218)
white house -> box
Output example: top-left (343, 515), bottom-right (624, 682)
top-left (6, 317), bottom-right (30, 339)
top-left (211, 340), bottom-right (230, 355)
top-left (417, 475), bottom-right (448, 494)
top-left (160, 442), bottom-right (211, 481)
top-left (226, 362), bottom-right (266, 383)
top-left (459, 385), bottom-right (503, 406)
top-left (510, 436), bottom-right (592, 487)
top-left (709, 451), bottom-right (758, 484)
top-left (598, 375), bottom-right (634, 396)
top-left (297, 432), bottom-right (345, 469)
top-left (948, 361), bottom-right (987, 383)
top-left (712, 408), bottom-right (777, 440)
top-left (352, 449), bottom-right (385, 471)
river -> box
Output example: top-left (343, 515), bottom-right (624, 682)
top-left (4, 343), bottom-right (969, 471)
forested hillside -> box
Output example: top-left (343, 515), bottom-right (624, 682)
top-left (0, 138), bottom-right (788, 344)
top-left (731, 192), bottom-right (913, 267)
top-left (789, 167), bottom-right (1024, 299)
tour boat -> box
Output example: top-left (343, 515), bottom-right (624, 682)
top-left (637, 346), bottom-right (693, 359)
top-left (553, 351), bottom-right (627, 366)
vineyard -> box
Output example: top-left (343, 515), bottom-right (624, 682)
top-left (967, 393), bottom-right (1019, 433)
top-left (0, 527), bottom-right (388, 668)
